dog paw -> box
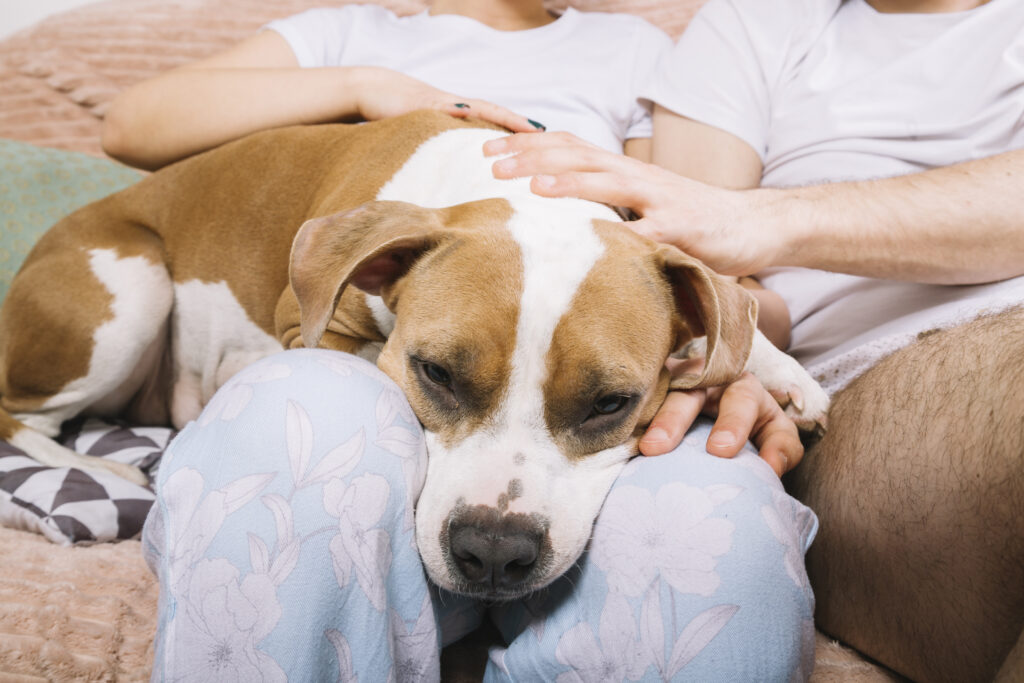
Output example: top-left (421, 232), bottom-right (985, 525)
top-left (770, 380), bottom-right (830, 435)
top-left (760, 359), bottom-right (830, 434)
top-left (745, 332), bottom-right (830, 434)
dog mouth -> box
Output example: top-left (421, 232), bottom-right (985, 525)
top-left (441, 579), bottom-right (544, 602)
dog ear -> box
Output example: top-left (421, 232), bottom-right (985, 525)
top-left (657, 244), bottom-right (758, 389)
top-left (290, 200), bottom-right (449, 348)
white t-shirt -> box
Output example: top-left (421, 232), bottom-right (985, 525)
top-left (645, 0), bottom-right (1024, 380)
top-left (267, 5), bottom-right (671, 153)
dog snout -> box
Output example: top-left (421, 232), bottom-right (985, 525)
top-left (446, 506), bottom-right (548, 593)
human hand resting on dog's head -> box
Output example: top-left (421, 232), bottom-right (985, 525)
top-left (485, 131), bottom-right (774, 277)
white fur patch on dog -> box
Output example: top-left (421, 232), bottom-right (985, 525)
top-left (377, 128), bottom-right (530, 207)
top-left (687, 331), bottom-right (830, 429)
top-left (170, 279), bottom-right (282, 427)
top-left (364, 294), bottom-right (395, 340)
top-left (18, 249), bottom-right (172, 436)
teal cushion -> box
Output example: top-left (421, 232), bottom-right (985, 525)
top-left (0, 139), bottom-right (144, 304)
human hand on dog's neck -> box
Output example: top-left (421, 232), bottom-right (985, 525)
top-left (428, 0), bottom-right (557, 30)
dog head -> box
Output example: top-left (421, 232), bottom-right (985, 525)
top-left (290, 198), bottom-right (756, 600)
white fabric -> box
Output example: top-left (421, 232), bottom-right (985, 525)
top-left (267, 5), bottom-right (671, 153)
top-left (645, 0), bottom-right (1024, 387)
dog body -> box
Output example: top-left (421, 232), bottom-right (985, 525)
top-left (0, 111), bottom-right (826, 598)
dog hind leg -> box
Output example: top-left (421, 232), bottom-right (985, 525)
top-left (0, 230), bottom-right (173, 485)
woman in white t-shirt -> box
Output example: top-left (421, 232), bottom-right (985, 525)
top-left (125, 3), bottom-right (820, 680)
top-left (102, 1), bottom-right (662, 169)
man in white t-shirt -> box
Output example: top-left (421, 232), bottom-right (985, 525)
top-left (489, 0), bottom-right (1024, 680)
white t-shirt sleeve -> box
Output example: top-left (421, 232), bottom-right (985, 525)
top-left (623, 19), bottom-right (674, 140)
top-left (643, 0), bottom-right (837, 159)
top-left (265, 6), bottom-right (363, 68)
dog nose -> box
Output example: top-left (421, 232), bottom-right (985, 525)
top-left (448, 512), bottom-right (545, 590)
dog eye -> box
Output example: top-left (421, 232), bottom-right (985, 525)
top-left (423, 362), bottom-right (452, 387)
top-left (592, 394), bottom-right (629, 416)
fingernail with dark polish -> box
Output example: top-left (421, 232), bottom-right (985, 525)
top-left (454, 103), bottom-right (471, 109)
top-left (528, 119), bottom-right (546, 130)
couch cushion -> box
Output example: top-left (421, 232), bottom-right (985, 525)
top-left (0, 138), bottom-right (142, 304)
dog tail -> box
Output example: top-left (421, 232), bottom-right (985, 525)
top-left (0, 405), bottom-right (149, 486)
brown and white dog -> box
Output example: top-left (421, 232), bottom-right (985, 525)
top-left (0, 111), bottom-right (826, 599)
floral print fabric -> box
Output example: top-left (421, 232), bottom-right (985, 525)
top-left (144, 350), bottom-right (817, 681)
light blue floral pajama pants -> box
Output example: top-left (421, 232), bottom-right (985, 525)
top-left (143, 349), bottom-right (818, 682)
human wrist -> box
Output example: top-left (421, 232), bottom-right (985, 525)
top-left (739, 187), bottom-right (803, 270)
top-left (750, 186), bottom-right (819, 270)
top-left (334, 65), bottom-right (375, 121)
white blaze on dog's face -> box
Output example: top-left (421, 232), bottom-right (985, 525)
top-left (367, 198), bottom-right (683, 600)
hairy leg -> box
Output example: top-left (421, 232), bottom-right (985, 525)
top-left (787, 307), bottom-right (1024, 683)
top-left (994, 627), bottom-right (1024, 683)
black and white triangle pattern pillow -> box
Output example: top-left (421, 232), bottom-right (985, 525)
top-left (0, 418), bottom-right (171, 545)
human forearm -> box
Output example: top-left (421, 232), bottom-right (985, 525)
top-left (739, 277), bottom-right (791, 350)
top-left (763, 149), bottom-right (1024, 284)
top-left (103, 66), bottom-right (364, 170)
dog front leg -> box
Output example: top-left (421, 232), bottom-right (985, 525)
top-left (682, 332), bottom-right (829, 433)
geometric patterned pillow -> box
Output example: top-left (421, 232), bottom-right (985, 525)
top-left (0, 418), bottom-right (172, 544)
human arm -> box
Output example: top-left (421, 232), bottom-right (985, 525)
top-left (649, 108), bottom-right (790, 349)
top-left (747, 148), bottom-right (1024, 284)
top-left (623, 136), bottom-right (652, 162)
top-left (487, 121), bottom-right (1024, 284)
top-left (103, 30), bottom-right (540, 170)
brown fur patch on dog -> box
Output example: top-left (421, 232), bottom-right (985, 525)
top-left (376, 199), bottom-right (522, 447)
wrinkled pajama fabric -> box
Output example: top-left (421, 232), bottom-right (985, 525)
top-left (143, 350), bottom-right (817, 682)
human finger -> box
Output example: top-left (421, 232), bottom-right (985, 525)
top-left (442, 100), bottom-right (545, 134)
top-left (639, 357), bottom-right (707, 456)
top-left (528, 170), bottom-right (664, 214)
top-left (705, 374), bottom-right (803, 477)
top-left (752, 409), bottom-right (804, 477)
top-left (483, 130), bottom-right (597, 157)
top-left (702, 374), bottom-right (766, 458)
top-left (639, 387), bottom-right (707, 457)
top-left (491, 141), bottom-right (634, 179)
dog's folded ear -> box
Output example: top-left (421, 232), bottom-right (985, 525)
top-left (656, 244), bottom-right (758, 390)
top-left (290, 200), bottom-right (451, 348)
